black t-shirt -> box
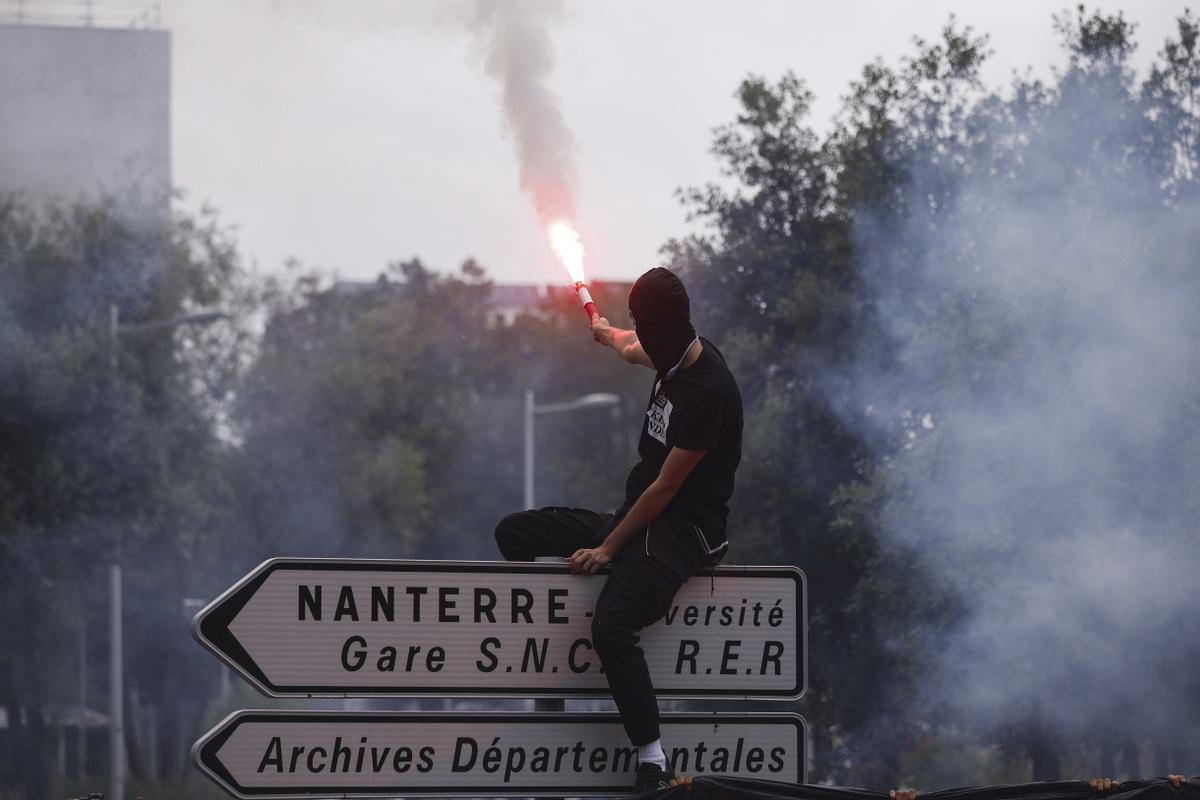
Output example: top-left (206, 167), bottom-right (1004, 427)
top-left (623, 338), bottom-right (743, 540)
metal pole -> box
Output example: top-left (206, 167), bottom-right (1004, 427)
top-left (79, 624), bottom-right (87, 783)
top-left (533, 693), bottom-right (565, 716)
top-left (523, 390), bottom-right (535, 510)
top-left (109, 307), bottom-right (122, 799)
top-left (110, 564), bottom-right (124, 800)
top-left (145, 703), bottom-right (157, 781)
top-left (109, 304), bottom-right (119, 374)
top-left (804, 724), bottom-right (814, 783)
top-left (532, 556), bottom-right (565, 799)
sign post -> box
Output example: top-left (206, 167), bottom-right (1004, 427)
top-left (193, 558), bottom-right (810, 797)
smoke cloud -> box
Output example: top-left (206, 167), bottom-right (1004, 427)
top-left (465, 0), bottom-right (578, 225)
top-left (832, 50), bottom-right (1200, 761)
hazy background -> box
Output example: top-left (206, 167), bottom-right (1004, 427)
top-left (2, 1), bottom-right (1198, 798)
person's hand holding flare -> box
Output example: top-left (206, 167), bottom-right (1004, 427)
top-left (591, 315), bottom-right (613, 346)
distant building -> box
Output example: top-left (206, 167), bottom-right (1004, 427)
top-left (0, 3), bottom-right (169, 209)
top-left (485, 283), bottom-right (571, 325)
top-left (333, 280), bottom-right (576, 327)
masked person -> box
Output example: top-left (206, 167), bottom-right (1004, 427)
top-left (494, 266), bottom-right (743, 793)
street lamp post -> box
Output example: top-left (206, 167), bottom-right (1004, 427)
top-left (523, 390), bottom-right (621, 509)
top-left (522, 390), bottom-right (621, 740)
top-left (109, 304), bottom-right (231, 372)
top-left (107, 305), bottom-right (229, 800)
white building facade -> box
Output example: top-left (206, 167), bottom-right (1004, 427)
top-left (0, 8), bottom-right (169, 207)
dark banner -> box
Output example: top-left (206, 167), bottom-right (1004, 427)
top-left (636, 777), bottom-right (1197, 800)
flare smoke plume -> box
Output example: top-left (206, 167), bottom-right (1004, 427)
top-left (465, 0), bottom-right (578, 226)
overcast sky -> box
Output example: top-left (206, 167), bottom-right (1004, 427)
top-left (170, 0), bottom-right (1186, 286)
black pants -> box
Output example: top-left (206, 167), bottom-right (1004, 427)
top-left (494, 507), bottom-right (687, 746)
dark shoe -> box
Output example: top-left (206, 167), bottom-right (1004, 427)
top-left (633, 761), bottom-right (677, 793)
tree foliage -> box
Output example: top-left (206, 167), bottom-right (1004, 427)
top-left (0, 198), bottom-right (257, 795)
top-left (665, 6), bottom-right (1200, 786)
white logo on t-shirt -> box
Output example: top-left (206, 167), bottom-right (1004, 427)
top-left (647, 389), bottom-right (673, 446)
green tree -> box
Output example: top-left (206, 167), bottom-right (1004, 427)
top-left (664, 7), bottom-right (1200, 787)
top-left (0, 196), bottom-right (255, 796)
top-left (818, 8), bottom-right (1200, 784)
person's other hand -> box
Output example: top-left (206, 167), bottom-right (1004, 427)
top-left (568, 546), bottom-right (612, 575)
top-left (591, 315), bottom-right (613, 346)
top-left (1168, 776), bottom-right (1186, 788)
top-left (1090, 779), bottom-right (1120, 794)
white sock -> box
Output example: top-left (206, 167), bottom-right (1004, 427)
top-left (638, 739), bottom-right (667, 769)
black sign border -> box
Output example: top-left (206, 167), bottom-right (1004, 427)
top-left (193, 558), bottom-right (807, 701)
top-left (192, 709), bottom-right (809, 799)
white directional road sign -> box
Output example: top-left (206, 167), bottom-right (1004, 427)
top-left (193, 710), bottom-right (808, 798)
top-left (193, 558), bottom-right (806, 699)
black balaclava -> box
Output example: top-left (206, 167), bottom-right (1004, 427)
top-left (628, 267), bottom-right (697, 377)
